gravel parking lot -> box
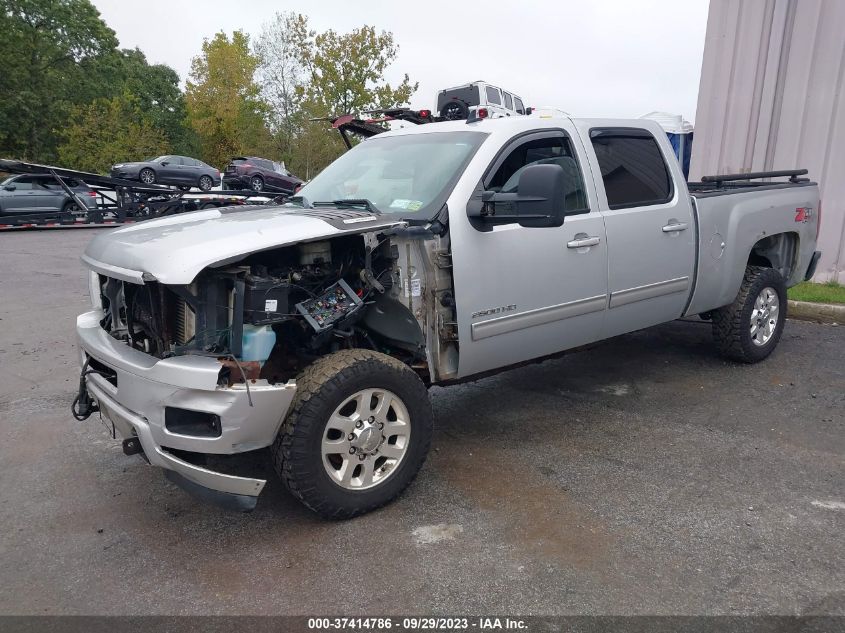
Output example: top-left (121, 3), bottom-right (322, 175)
top-left (0, 229), bottom-right (843, 616)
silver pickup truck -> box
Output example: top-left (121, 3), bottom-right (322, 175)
top-left (74, 114), bottom-right (821, 518)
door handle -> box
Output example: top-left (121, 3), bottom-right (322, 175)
top-left (567, 236), bottom-right (601, 249)
top-left (662, 222), bottom-right (688, 233)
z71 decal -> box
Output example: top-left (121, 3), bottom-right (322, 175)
top-left (795, 207), bottom-right (814, 223)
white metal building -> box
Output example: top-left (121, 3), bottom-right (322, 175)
top-left (690, 0), bottom-right (845, 282)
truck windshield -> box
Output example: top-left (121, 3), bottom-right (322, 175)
top-left (296, 131), bottom-right (488, 218)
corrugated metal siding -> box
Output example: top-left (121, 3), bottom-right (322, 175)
top-left (691, 0), bottom-right (845, 282)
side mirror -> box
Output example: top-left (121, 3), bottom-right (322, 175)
top-left (470, 164), bottom-right (565, 228)
top-left (160, 161), bottom-right (169, 167)
top-left (3, 185), bottom-right (16, 191)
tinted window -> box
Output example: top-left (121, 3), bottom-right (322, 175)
top-left (436, 85), bottom-right (481, 112)
top-left (589, 129), bottom-right (672, 209)
top-left (8, 176), bottom-right (33, 190)
top-left (487, 135), bottom-right (588, 214)
top-left (42, 178), bottom-right (80, 189)
top-left (485, 86), bottom-right (501, 105)
top-left (503, 92), bottom-right (514, 110)
top-left (514, 98), bottom-right (525, 114)
top-left (260, 159), bottom-right (274, 170)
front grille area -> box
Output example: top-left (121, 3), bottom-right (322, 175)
top-left (99, 274), bottom-right (230, 359)
top-left (174, 296), bottom-right (195, 346)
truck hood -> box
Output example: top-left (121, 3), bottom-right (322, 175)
top-left (82, 205), bottom-right (407, 285)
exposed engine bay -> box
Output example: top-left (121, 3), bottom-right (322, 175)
top-left (94, 230), bottom-right (458, 385)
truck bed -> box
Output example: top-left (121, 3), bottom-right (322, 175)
top-left (684, 176), bottom-right (820, 316)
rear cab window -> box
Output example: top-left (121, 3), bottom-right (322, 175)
top-left (589, 128), bottom-right (673, 209)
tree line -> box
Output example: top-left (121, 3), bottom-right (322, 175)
top-left (0, 1), bottom-right (418, 178)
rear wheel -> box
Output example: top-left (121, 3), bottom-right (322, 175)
top-left (139, 168), bottom-right (156, 185)
top-left (272, 350), bottom-right (433, 519)
top-left (249, 175), bottom-right (264, 192)
top-left (61, 200), bottom-right (87, 219)
top-left (198, 175), bottom-right (214, 192)
top-left (712, 266), bottom-right (787, 363)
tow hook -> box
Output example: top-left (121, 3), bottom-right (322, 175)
top-left (122, 437), bottom-right (143, 456)
top-left (71, 359), bottom-right (99, 421)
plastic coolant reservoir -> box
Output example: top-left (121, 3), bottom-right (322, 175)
top-left (241, 325), bottom-right (276, 364)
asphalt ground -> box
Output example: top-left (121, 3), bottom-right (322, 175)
top-left (0, 229), bottom-right (842, 616)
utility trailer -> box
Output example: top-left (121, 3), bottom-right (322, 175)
top-left (0, 160), bottom-right (290, 231)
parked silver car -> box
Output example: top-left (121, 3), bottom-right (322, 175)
top-left (111, 155), bottom-right (221, 192)
top-left (0, 174), bottom-right (97, 216)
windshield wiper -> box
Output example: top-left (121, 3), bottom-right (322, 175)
top-left (313, 199), bottom-right (381, 214)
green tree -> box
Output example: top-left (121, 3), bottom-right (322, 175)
top-left (296, 21), bottom-right (418, 117)
top-left (57, 92), bottom-right (169, 173)
top-left (186, 31), bottom-right (272, 169)
top-left (254, 14), bottom-right (418, 177)
top-left (118, 48), bottom-right (195, 154)
top-left (0, 0), bottom-right (118, 162)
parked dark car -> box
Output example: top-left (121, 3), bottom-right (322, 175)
top-left (222, 157), bottom-right (303, 193)
top-left (0, 174), bottom-right (97, 216)
top-left (111, 155), bottom-right (220, 191)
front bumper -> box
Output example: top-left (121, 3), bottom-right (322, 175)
top-left (77, 309), bottom-right (297, 508)
top-left (110, 168), bottom-right (139, 180)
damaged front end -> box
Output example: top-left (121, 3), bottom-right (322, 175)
top-left (75, 214), bottom-right (454, 510)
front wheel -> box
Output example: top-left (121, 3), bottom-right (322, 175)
top-left (272, 350), bottom-right (433, 519)
top-left (139, 168), bottom-right (156, 185)
top-left (712, 266), bottom-right (787, 363)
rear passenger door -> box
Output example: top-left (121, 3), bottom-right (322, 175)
top-left (34, 176), bottom-right (69, 211)
top-left (584, 127), bottom-right (695, 338)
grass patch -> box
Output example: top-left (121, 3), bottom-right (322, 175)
top-left (788, 280), bottom-right (845, 305)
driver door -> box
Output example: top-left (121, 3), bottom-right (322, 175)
top-left (451, 129), bottom-right (609, 378)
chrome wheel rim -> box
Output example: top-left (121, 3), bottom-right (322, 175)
top-left (199, 176), bottom-right (212, 190)
top-left (251, 177), bottom-right (262, 191)
top-left (321, 388), bottom-right (411, 490)
top-left (751, 286), bottom-right (779, 346)
top-left (140, 170), bottom-right (154, 184)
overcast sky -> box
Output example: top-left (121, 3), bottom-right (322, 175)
top-left (91, 0), bottom-right (710, 122)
